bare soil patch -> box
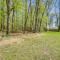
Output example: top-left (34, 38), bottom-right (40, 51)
top-left (0, 33), bottom-right (44, 46)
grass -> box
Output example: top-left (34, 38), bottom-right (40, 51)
top-left (0, 32), bottom-right (60, 60)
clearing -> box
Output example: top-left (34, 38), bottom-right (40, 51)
top-left (0, 32), bottom-right (60, 60)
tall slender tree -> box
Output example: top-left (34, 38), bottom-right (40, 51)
top-left (0, 0), bottom-right (5, 32)
top-left (24, 0), bottom-right (28, 33)
top-left (58, 0), bottom-right (60, 31)
top-left (34, 0), bottom-right (40, 32)
top-left (11, 0), bottom-right (15, 32)
top-left (6, 0), bottom-right (10, 35)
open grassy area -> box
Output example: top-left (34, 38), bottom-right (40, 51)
top-left (0, 32), bottom-right (60, 60)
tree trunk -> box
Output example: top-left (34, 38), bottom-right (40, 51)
top-left (0, 0), bottom-right (5, 32)
top-left (23, 0), bottom-right (28, 33)
top-left (12, 2), bottom-right (15, 32)
top-left (34, 0), bottom-right (40, 32)
top-left (6, 0), bottom-right (10, 35)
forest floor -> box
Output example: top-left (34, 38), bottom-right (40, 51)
top-left (0, 32), bottom-right (60, 60)
top-left (0, 33), bottom-right (44, 46)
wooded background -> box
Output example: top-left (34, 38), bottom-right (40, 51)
top-left (0, 0), bottom-right (60, 35)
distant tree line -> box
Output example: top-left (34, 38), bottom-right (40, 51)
top-left (0, 0), bottom-right (60, 35)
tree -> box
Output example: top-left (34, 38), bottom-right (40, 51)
top-left (6, 0), bottom-right (10, 35)
top-left (0, 0), bottom-right (5, 32)
top-left (23, 0), bottom-right (28, 33)
top-left (11, 0), bottom-right (15, 32)
top-left (34, 0), bottom-right (40, 32)
top-left (58, 0), bottom-right (60, 31)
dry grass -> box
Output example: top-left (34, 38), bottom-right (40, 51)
top-left (0, 32), bottom-right (60, 60)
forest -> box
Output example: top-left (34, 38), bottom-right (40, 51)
top-left (0, 0), bottom-right (60, 35)
top-left (0, 0), bottom-right (60, 60)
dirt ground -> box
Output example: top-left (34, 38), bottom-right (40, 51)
top-left (0, 33), bottom-right (44, 46)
